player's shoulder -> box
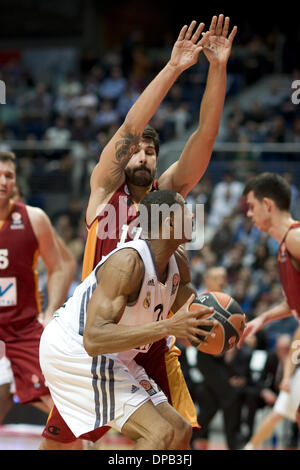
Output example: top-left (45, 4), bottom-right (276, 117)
top-left (98, 247), bottom-right (145, 293)
top-left (107, 246), bottom-right (145, 277)
top-left (285, 224), bottom-right (300, 260)
top-left (25, 205), bottom-right (53, 235)
top-left (25, 204), bottom-right (47, 219)
top-left (286, 224), bottom-right (300, 243)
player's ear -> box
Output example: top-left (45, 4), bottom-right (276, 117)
top-left (161, 215), bottom-right (173, 239)
top-left (263, 197), bottom-right (274, 212)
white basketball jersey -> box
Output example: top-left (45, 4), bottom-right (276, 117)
top-left (54, 239), bottom-right (180, 363)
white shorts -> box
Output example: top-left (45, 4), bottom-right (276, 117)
top-left (0, 356), bottom-right (16, 394)
top-left (274, 367), bottom-right (300, 421)
top-left (39, 319), bottom-right (167, 438)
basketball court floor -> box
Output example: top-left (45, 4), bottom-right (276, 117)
top-left (1, 411), bottom-right (297, 450)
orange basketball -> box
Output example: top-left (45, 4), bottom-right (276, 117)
top-left (189, 292), bottom-right (246, 355)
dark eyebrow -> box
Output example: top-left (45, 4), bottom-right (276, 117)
top-left (140, 139), bottom-right (155, 149)
top-left (143, 144), bottom-right (155, 150)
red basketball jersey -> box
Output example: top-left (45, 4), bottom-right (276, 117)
top-left (0, 201), bottom-right (40, 328)
top-left (277, 222), bottom-right (300, 321)
top-left (82, 180), bottom-right (158, 279)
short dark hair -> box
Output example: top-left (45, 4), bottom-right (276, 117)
top-left (142, 125), bottom-right (160, 156)
top-left (243, 172), bottom-right (291, 211)
top-left (0, 151), bottom-right (16, 166)
top-left (139, 189), bottom-right (183, 236)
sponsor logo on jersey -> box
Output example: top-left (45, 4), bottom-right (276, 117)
top-left (10, 212), bottom-right (24, 230)
top-left (139, 379), bottom-right (157, 396)
top-left (131, 385), bottom-right (139, 394)
top-left (31, 374), bottom-right (42, 389)
top-left (47, 425), bottom-right (61, 436)
top-left (171, 273), bottom-right (180, 295)
top-left (143, 291), bottom-right (151, 309)
top-left (0, 277), bottom-right (17, 306)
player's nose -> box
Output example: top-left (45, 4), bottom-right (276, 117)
top-left (0, 174), bottom-right (7, 185)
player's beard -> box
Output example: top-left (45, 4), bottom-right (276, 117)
top-left (125, 165), bottom-right (155, 187)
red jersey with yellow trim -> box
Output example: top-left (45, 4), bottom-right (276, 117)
top-left (277, 222), bottom-right (300, 321)
top-left (82, 179), bottom-right (159, 280)
top-left (0, 201), bottom-right (40, 328)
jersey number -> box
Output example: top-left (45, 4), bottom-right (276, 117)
top-left (0, 249), bottom-right (9, 269)
top-left (117, 224), bottom-right (143, 247)
top-left (154, 304), bottom-right (164, 322)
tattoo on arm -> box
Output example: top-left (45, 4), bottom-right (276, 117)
top-left (112, 131), bottom-right (141, 178)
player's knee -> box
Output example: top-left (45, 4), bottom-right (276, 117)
top-left (39, 437), bottom-right (76, 450)
top-left (0, 384), bottom-right (13, 422)
top-left (172, 419), bottom-right (192, 449)
top-left (148, 421), bottom-right (175, 449)
top-left (0, 383), bottom-right (12, 402)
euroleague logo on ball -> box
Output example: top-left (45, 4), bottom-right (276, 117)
top-left (190, 291), bottom-right (246, 355)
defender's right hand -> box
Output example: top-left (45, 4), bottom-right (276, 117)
top-left (169, 21), bottom-right (210, 72)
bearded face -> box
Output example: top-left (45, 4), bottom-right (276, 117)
top-left (124, 139), bottom-right (157, 187)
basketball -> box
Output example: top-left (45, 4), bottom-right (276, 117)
top-left (189, 292), bottom-right (246, 355)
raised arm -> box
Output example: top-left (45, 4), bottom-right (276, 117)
top-left (158, 15), bottom-right (237, 197)
top-left (86, 21), bottom-right (209, 223)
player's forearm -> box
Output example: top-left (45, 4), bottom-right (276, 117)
top-left (260, 300), bottom-right (292, 325)
top-left (124, 62), bottom-right (181, 133)
top-left (46, 268), bottom-right (70, 314)
top-left (282, 351), bottom-right (297, 382)
top-left (197, 62), bottom-right (226, 139)
top-left (169, 63), bottom-right (227, 196)
top-left (84, 320), bottom-right (170, 357)
top-left (55, 233), bottom-right (77, 286)
top-left (283, 327), bottom-right (300, 380)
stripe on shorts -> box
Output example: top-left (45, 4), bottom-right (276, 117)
top-left (79, 282), bottom-right (97, 336)
top-left (79, 290), bottom-right (86, 336)
top-left (91, 355), bottom-right (116, 428)
top-left (108, 358), bottom-right (115, 422)
top-left (91, 356), bottom-right (101, 429)
top-left (100, 356), bottom-right (108, 425)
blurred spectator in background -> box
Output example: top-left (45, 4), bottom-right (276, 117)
top-left (208, 173), bottom-right (244, 228)
top-left (98, 66), bottom-right (126, 101)
top-left (190, 266), bottom-right (252, 450)
top-left (243, 334), bottom-right (300, 448)
top-left (44, 116), bottom-right (71, 151)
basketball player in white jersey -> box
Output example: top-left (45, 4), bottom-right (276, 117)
top-left (39, 190), bottom-right (216, 450)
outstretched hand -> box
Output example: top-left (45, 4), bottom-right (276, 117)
top-left (237, 315), bottom-right (264, 349)
top-left (169, 20), bottom-right (210, 72)
top-left (203, 14), bottom-right (237, 65)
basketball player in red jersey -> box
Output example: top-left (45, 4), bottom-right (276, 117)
top-left (238, 173), bottom-right (300, 430)
top-left (0, 151), bottom-right (76, 423)
top-left (42, 15), bottom-right (237, 448)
